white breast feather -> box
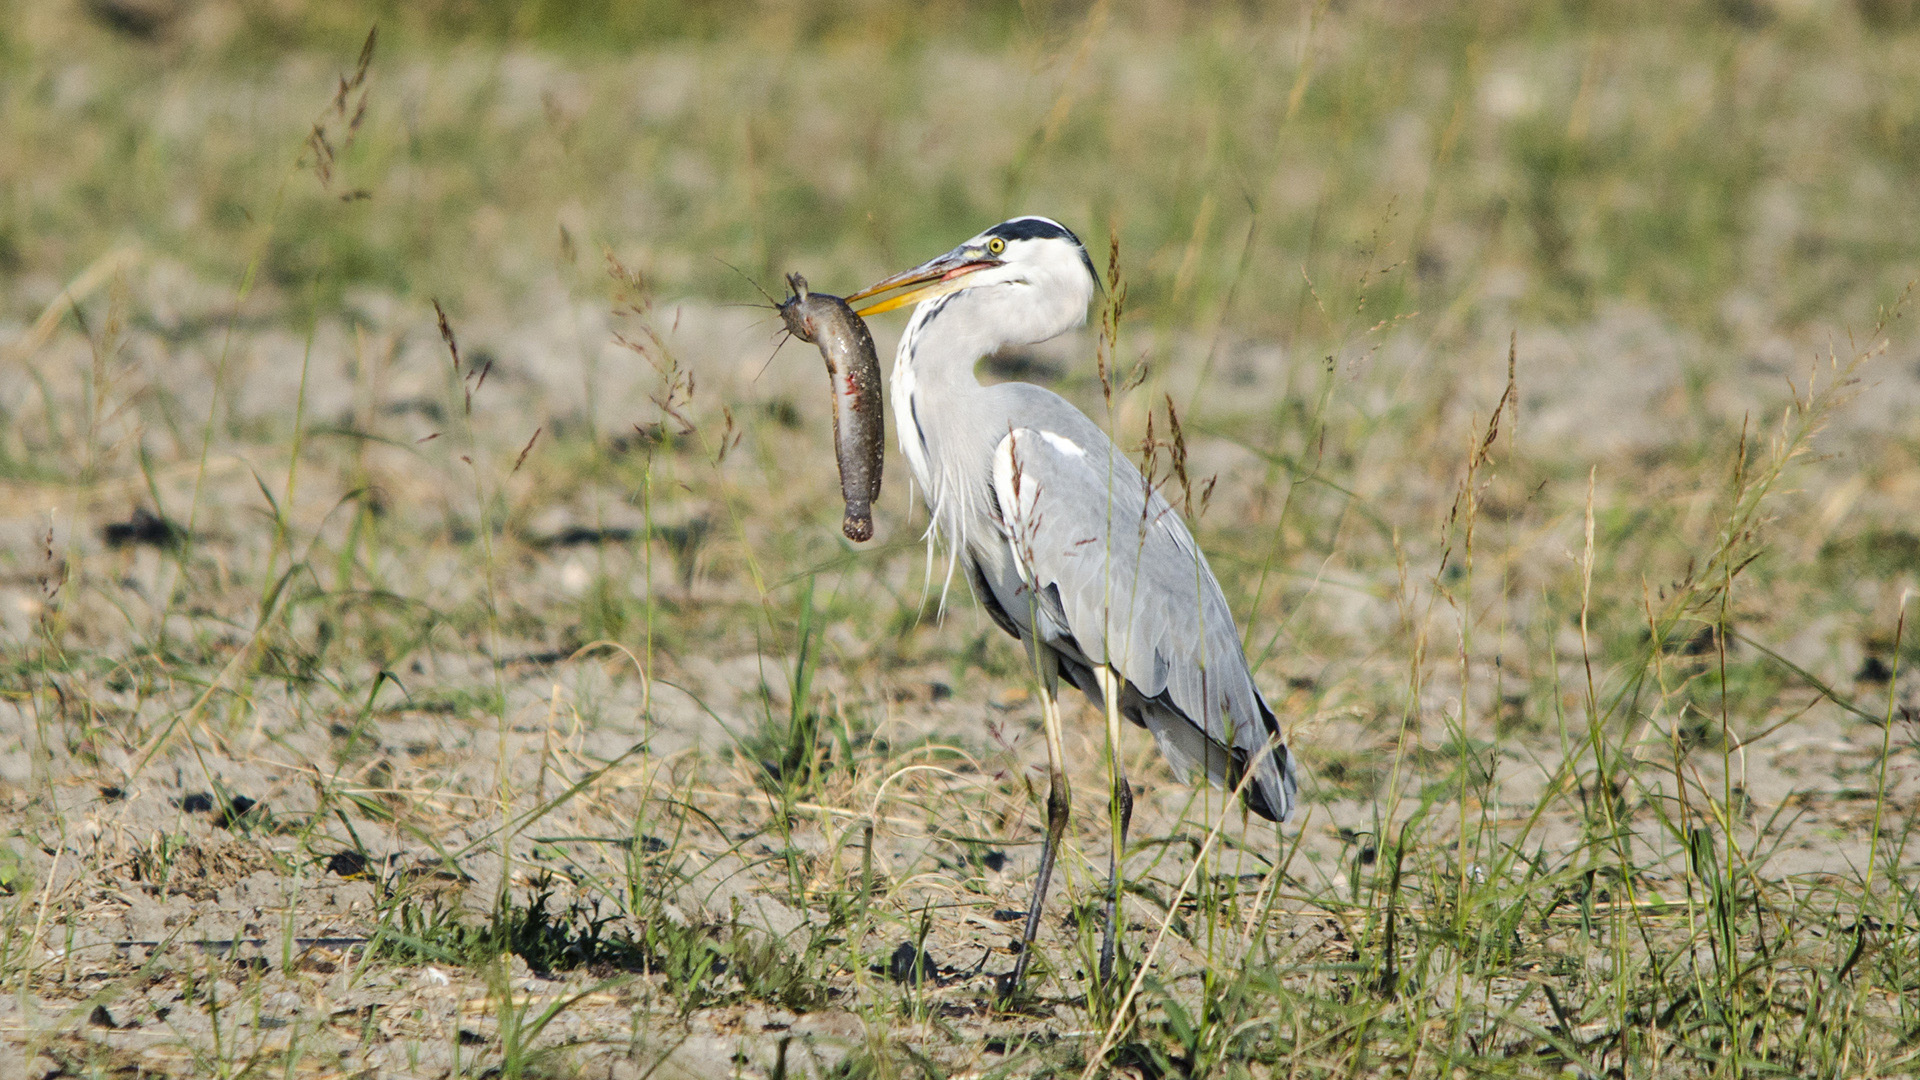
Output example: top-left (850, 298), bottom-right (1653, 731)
top-left (893, 303), bottom-right (979, 611)
top-left (991, 430), bottom-right (1045, 588)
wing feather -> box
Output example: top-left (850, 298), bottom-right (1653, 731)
top-left (990, 426), bottom-right (1297, 821)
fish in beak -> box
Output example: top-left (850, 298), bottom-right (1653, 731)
top-left (847, 244), bottom-right (1002, 317)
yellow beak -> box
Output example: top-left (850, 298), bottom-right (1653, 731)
top-left (847, 248), bottom-right (1000, 317)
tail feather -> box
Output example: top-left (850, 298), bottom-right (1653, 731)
top-left (1134, 694), bottom-right (1297, 824)
top-left (1238, 697), bottom-right (1297, 823)
top-left (1058, 654), bottom-right (1298, 824)
top-left (1238, 739), bottom-right (1298, 823)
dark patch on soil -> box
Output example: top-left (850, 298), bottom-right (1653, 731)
top-left (101, 508), bottom-right (186, 549)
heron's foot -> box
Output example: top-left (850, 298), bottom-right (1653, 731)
top-left (992, 941), bottom-right (1055, 1011)
top-left (993, 966), bottom-right (1050, 1012)
top-left (992, 967), bottom-right (1022, 1006)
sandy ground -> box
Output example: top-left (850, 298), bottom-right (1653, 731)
top-left (3, 241), bottom-right (1918, 1076)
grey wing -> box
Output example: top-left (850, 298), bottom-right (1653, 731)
top-left (990, 426), bottom-right (1297, 823)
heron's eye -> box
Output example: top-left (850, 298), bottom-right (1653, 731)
top-left (986, 237), bottom-right (1006, 256)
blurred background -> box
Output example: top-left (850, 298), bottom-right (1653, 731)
top-left (11, 0), bottom-right (1920, 331)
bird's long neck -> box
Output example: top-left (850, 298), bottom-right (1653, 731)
top-left (891, 296), bottom-right (1002, 587)
top-left (895, 293), bottom-right (997, 398)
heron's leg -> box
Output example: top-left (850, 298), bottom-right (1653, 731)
top-left (1092, 665), bottom-right (1133, 984)
top-left (1010, 646), bottom-right (1069, 994)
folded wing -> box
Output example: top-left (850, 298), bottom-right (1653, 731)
top-left (989, 425), bottom-right (1297, 822)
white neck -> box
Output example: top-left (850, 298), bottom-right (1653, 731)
top-left (891, 294), bottom-right (987, 515)
top-left (884, 267), bottom-right (1093, 601)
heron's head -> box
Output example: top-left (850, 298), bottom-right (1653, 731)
top-left (849, 217), bottom-right (1097, 348)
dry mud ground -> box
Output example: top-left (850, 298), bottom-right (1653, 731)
top-left (2, 250), bottom-right (1917, 1077)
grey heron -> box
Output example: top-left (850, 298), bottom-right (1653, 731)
top-left (845, 216), bottom-right (1298, 990)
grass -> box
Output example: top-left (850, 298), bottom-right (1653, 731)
top-left (3, 0), bottom-right (1920, 1076)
